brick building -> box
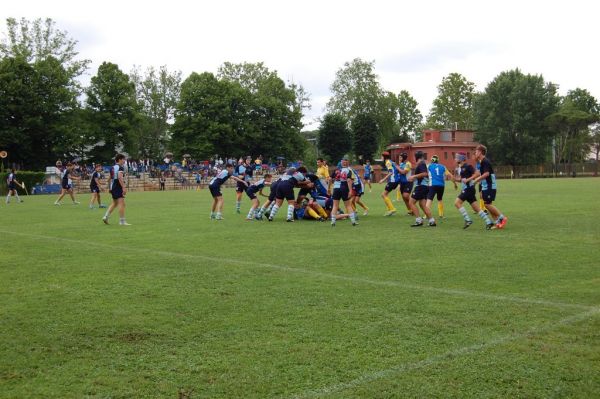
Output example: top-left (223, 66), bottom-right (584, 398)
top-left (386, 129), bottom-right (479, 171)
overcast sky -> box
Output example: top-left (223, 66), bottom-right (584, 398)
top-left (2, 0), bottom-right (598, 130)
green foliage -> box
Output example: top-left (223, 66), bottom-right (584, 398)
top-left (474, 69), bottom-right (560, 169)
top-left (130, 65), bottom-right (182, 159)
top-left (0, 171), bottom-right (45, 193)
top-left (426, 73), bottom-right (475, 130)
top-left (0, 56), bottom-right (79, 169)
top-left (397, 90), bottom-right (422, 141)
top-left (85, 62), bottom-right (140, 161)
top-left (352, 113), bottom-right (379, 163)
top-left (318, 113), bottom-right (351, 163)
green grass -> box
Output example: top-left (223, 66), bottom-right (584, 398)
top-left (1, 178), bottom-right (599, 398)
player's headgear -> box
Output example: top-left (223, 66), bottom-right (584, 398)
top-left (415, 151), bottom-right (424, 160)
top-left (456, 152), bottom-right (467, 162)
top-left (431, 155), bottom-right (439, 163)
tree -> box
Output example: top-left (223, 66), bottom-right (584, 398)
top-left (546, 89), bottom-right (599, 172)
top-left (130, 65), bottom-right (182, 159)
top-left (327, 58), bottom-right (382, 123)
top-left (474, 69), bottom-right (560, 173)
top-left (426, 73), bottom-right (475, 130)
top-left (318, 114), bottom-right (351, 163)
top-left (86, 62), bottom-right (139, 161)
top-left (0, 17), bottom-right (90, 90)
top-left (397, 90), bottom-right (423, 142)
top-left (376, 91), bottom-right (399, 147)
top-left (352, 114), bottom-right (379, 163)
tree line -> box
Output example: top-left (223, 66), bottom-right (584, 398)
top-left (1, 18), bottom-right (599, 172)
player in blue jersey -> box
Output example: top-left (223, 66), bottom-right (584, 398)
top-left (425, 155), bottom-right (457, 219)
top-left (209, 163), bottom-right (247, 220)
top-left (88, 164), bottom-right (107, 209)
top-left (234, 157), bottom-right (253, 213)
top-left (408, 151), bottom-right (435, 227)
top-left (244, 174), bottom-right (272, 220)
top-left (378, 152), bottom-right (402, 216)
top-left (102, 154), bottom-right (130, 225)
top-left (330, 157), bottom-right (357, 227)
top-left (453, 152), bottom-right (494, 230)
top-left (5, 169), bottom-right (23, 204)
top-left (473, 145), bottom-right (507, 229)
top-left (397, 152), bottom-right (414, 215)
top-left (269, 166), bottom-right (313, 222)
top-left (363, 160), bottom-right (372, 192)
top-left (54, 162), bottom-right (80, 205)
top-left (351, 166), bottom-right (369, 216)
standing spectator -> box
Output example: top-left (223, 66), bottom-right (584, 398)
top-left (159, 174), bottom-right (166, 191)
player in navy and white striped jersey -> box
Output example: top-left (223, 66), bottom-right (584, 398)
top-left (54, 163), bottom-right (80, 205)
top-left (453, 152), bottom-right (494, 230)
top-left (5, 169), bottom-right (23, 204)
top-left (88, 164), bottom-right (107, 209)
top-left (244, 174), bottom-right (272, 220)
top-left (351, 166), bottom-right (369, 216)
top-left (102, 154), bottom-right (130, 225)
top-left (234, 157), bottom-right (254, 214)
top-left (408, 151), bottom-right (435, 227)
top-left (268, 166), bottom-right (313, 222)
top-left (330, 157), bottom-right (357, 227)
top-left (473, 145), bottom-right (507, 229)
top-left (209, 163), bottom-right (248, 220)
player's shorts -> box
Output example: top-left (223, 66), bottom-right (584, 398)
top-left (90, 186), bottom-right (100, 194)
top-left (458, 187), bottom-right (477, 204)
top-left (275, 181), bottom-right (295, 201)
top-left (364, 174), bottom-right (371, 181)
top-left (8, 182), bottom-right (16, 190)
top-left (245, 187), bottom-right (258, 200)
top-left (427, 185), bottom-right (445, 201)
top-left (62, 183), bottom-right (72, 190)
top-left (352, 185), bottom-right (364, 197)
top-left (236, 181), bottom-right (246, 193)
top-left (481, 189), bottom-right (496, 204)
top-left (384, 181), bottom-right (400, 193)
top-left (111, 185), bottom-right (124, 200)
top-left (332, 185), bottom-right (350, 201)
top-left (315, 196), bottom-right (333, 210)
top-left (268, 181), bottom-right (279, 202)
top-left (209, 184), bottom-right (222, 198)
top-left (297, 187), bottom-right (312, 199)
top-left (411, 185), bottom-right (428, 201)
top-left (400, 181), bottom-right (413, 194)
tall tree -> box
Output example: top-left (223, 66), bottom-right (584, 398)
top-left (130, 65), bottom-right (182, 159)
top-left (327, 58), bottom-right (382, 123)
top-left (377, 91), bottom-right (399, 147)
top-left (86, 62), bottom-right (139, 161)
top-left (352, 113), bottom-right (379, 163)
top-left (0, 17), bottom-right (90, 91)
top-left (318, 113), bottom-right (351, 163)
top-left (474, 69), bottom-right (560, 173)
top-left (546, 89), bottom-right (599, 171)
top-left (397, 90), bottom-right (423, 142)
top-left (426, 73), bottom-right (475, 130)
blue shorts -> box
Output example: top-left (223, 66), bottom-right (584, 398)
top-left (8, 183), bottom-right (17, 190)
top-left (411, 185), bottom-right (428, 201)
top-left (364, 174), bottom-right (371, 180)
top-left (111, 186), bottom-right (124, 200)
top-left (209, 184), bottom-right (222, 198)
top-left (482, 189), bottom-right (496, 204)
top-left (458, 187), bottom-right (477, 204)
top-left (400, 182), bottom-right (413, 194)
top-left (332, 185), bottom-right (350, 201)
top-left (275, 181), bottom-right (295, 201)
top-left (62, 183), bottom-right (72, 190)
top-left (236, 181), bottom-right (246, 193)
top-left (385, 181), bottom-right (399, 193)
top-left (245, 187), bottom-right (258, 200)
top-left (90, 186), bottom-right (100, 194)
top-left (268, 181), bottom-right (280, 202)
top-left (352, 185), bottom-right (363, 197)
top-left (427, 186), bottom-right (445, 201)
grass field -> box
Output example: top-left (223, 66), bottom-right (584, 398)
top-left (1, 178), bottom-right (599, 398)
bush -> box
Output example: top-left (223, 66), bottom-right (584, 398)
top-left (0, 171), bottom-right (46, 193)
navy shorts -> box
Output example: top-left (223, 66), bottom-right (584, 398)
top-left (275, 181), bottom-right (295, 201)
top-left (427, 186), bottom-right (445, 201)
top-left (209, 184), bottom-right (222, 198)
top-left (268, 181), bottom-right (279, 202)
top-left (90, 186), bottom-right (100, 194)
top-left (111, 186), bottom-right (124, 200)
top-left (352, 185), bottom-right (363, 197)
top-left (458, 187), bottom-right (477, 204)
top-left (364, 174), bottom-right (371, 181)
top-left (400, 182), bottom-right (413, 194)
top-left (482, 189), bottom-right (496, 204)
top-left (332, 185), bottom-right (350, 201)
top-left (245, 188), bottom-right (258, 200)
top-left (236, 181), bottom-right (246, 193)
top-left (384, 181), bottom-right (399, 193)
top-left (8, 183), bottom-right (17, 190)
top-left (62, 183), bottom-right (72, 190)
top-left (411, 185), bottom-right (428, 201)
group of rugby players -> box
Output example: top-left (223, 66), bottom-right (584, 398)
top-left (207, 144), bottom-right (508, 230)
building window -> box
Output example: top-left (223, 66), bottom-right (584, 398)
top-left (444, 152), bottom-right (448, 160)
top-left (467, 152), bottom-right (470, 159)
top-left (452, 152), bottom-right (455, 160)
top-left (423, 152), bottom-right (428, 161)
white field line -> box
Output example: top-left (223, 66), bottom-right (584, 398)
top-left (290, 307), bottom-right (600, 399)
top-left (3, 230), bottom-right (594, 311)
